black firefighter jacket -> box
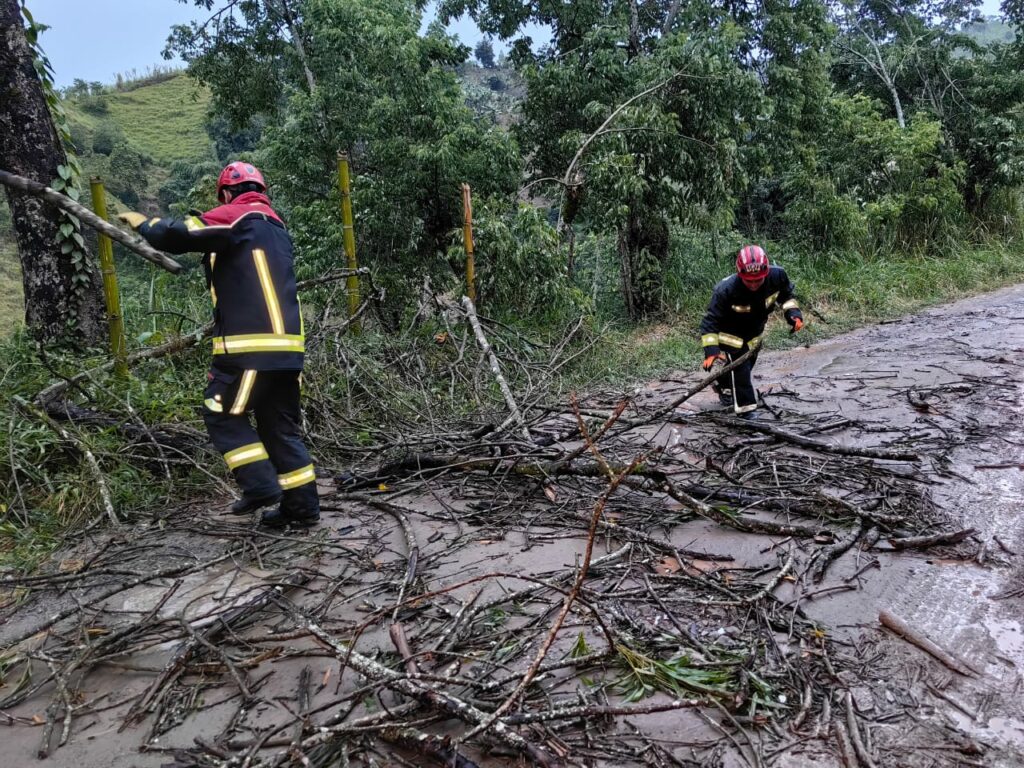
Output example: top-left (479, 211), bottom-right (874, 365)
top-left (699, 267), bottom-right (803, 357)
top-left (135, 192), bottom-right (303, 371)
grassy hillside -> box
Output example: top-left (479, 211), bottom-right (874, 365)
top-left (64, 73), bottom-right (215, 165)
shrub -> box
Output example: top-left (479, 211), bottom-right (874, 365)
top-left (92, 121), bottom-right (124, 156)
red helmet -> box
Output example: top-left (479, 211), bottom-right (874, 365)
top-left (216, 162), bottom-right (266, 202)
top-left (736, 245), bottom-right (769, 290)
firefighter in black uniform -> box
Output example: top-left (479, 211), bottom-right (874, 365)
top-left (699, 245), bottom-right (803, 417)
top-left (118, 162), bottom-right (319, 527)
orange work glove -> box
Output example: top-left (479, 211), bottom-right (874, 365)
top-left (791, 317), bottom-right (804, 333)
top-left (702, 353), bottom-right (726, 371)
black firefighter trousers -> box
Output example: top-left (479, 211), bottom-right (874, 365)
top-left (203, 365), bottom-right (319, 514)
top-left (713, 346), bottom-right (761, 414)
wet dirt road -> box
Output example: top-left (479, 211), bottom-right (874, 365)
top-left (2, 285), bottom-right (1023, 768)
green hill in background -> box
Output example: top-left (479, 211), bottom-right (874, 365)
top-left (64, 72), bottom-right (215, 166)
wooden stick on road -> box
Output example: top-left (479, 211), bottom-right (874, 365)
top-left (0, 169), bottom-right (182, 274)
top-left (879, 610), bottom-right (978, 677)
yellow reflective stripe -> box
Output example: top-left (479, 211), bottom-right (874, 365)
top-left (209, 253), bottom-right (218, 306)
top-left (185, 216), bottom-right (206, 232)
top-left (278, 463), bottom-right (315, 489)
top-left (204, 397), bottom-right (223, 413)
top-left (253, 249), bottom-right (285, 335)
top-left (224, 442), bottom-right (269, 470)
top-left (701, 333), bottom-right (720, 347)
top-left (718, 333), bottom-right (744, 348)
top-left (212, 334), bottom-right (305, 355)
top-left (230, 370), bottom-right (257, 415)
top-left (765, 291), bottom-right (779, 308)
top-left (782, 299), bottom-right (800, 311)
top-left (731, 304), bottom-right (751, 313)
top-left (748, 335), bottom-right (763, 348)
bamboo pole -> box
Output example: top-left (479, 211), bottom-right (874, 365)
top-left (89, 178), bottom-right (128, 379)
top-left (0, 169), bottom-right (182, 274)
top-left (461, 183), bottom-right (476, 302)
top-left (336, 152), bottom-right (360, 331)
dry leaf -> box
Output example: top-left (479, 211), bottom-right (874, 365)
top-left (377, 483), bottom-right (389, 492)
top-left (434, 331), bottom-right (448, 344)
top-left (58, 558), bottom-right (84, 573)
top-left (32, 714), bottom-right (45, 725)
top-left (543, 485), bottom-right (557, 503)
top-left (655, 557), bottom-right (681, 574)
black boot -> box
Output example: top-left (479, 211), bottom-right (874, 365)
top-left (260, 506), bottom-right (320, 528)
top-left (718, 390), bottom-right (734, 408)
top-left (231, 492), bottom-right (282, 515)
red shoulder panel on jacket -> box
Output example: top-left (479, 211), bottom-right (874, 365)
top-left (201, 192), bottom-right (282, 226)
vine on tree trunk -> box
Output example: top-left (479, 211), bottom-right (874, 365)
top-left (20, 2), bottom-right (94, 333)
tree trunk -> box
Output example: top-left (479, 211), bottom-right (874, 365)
top-left (0, 0), bottom-right (104, 343)
top-left (618, 204), bottom-right (669, 320)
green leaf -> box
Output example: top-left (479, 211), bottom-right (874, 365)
top-left (57, 164), bottom-right (71, 180)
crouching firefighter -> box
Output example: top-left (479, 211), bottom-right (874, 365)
top-left (698, 245), bottom-right (803, 417)
top-left (118, 162), bottom-right (320, 527)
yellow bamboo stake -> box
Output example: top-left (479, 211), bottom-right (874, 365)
top-left (89, 178), bottom-right (128, 379)
top-left (462, 182), bottom-right (476, 302)
top-left (337, 152), bottom-right (360, 331)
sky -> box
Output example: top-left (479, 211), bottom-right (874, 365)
top-left (31, 0), bottom-right (1006, 89)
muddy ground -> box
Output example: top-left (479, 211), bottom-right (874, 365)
top-left (2, 285), bottom-right (1023, 768)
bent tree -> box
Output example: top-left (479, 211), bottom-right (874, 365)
top-left (0, 0), bottom-right (103, 343)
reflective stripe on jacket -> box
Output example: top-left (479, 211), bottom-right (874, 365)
top-left (698, 267), bottom-right (803, 357)
top-left (136, 193), bottom-right (303, 371)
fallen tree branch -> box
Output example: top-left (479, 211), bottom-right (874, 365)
top-left (706, 413), bottom-right (918, 462)
top-left (878, 610), bottom-right (977, 677)
top-left (0, 168), bottom-right (182, 274)
top-left (122, 569), bottom-right (311, 727)
top-left (887, 528), bottom-right (975, 550)
top-left (461, 295), bottom-right (531, 442)
top-left (460, 404), bottom-right (647, 743)
top-left (12, 396), bottom-right (119, 529)
top-left (297, 614), bottom-right (556, 767)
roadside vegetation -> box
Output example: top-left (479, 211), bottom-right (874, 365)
top-left (1, 2), bottom-right (1024, 572)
